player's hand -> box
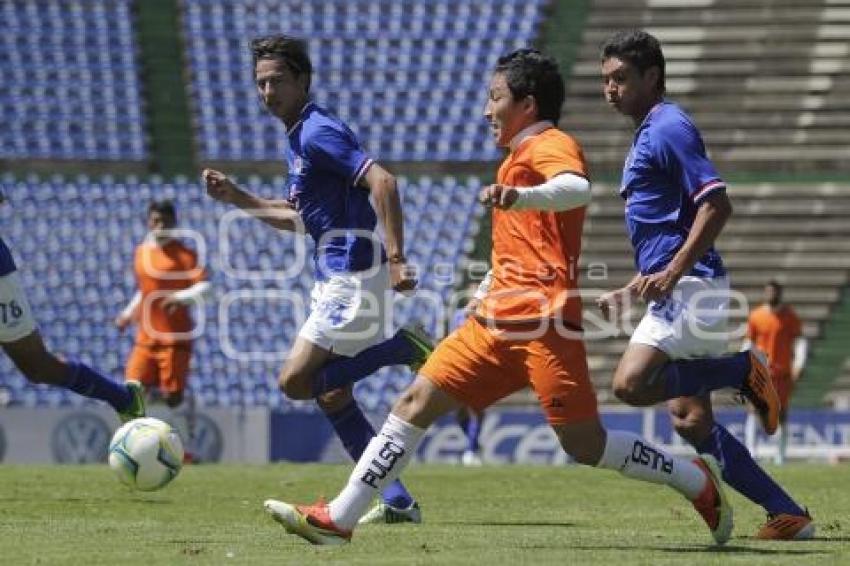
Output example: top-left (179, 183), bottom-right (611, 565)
top-left (596, 286), bottom-right (637, 321)
top-left (202, 168), bottom-right (238, 204)
top-left (478, 184), bottom-right (519, 209)
top-left (634, 269), bottom-right (681, 302)
top-left (389, 260), bottom-right (417, 294)
top-left (114, 313), bottom-right (132, 332)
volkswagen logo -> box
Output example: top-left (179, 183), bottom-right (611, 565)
top-left (51, 413), bottom-right (112, 463)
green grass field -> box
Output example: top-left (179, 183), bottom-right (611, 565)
top-left (1, 463), bottom-right (848, 565)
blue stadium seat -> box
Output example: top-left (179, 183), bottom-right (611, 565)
top-left (0, 174), bottom-right (483, 411)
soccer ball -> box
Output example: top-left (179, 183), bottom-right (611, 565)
top-left (108, 417), bottom-right (184, 491)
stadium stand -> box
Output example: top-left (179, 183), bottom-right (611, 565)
top-left (0, 174), bottom-right (483, 413)
top-left (0, 0), bottom-right (147, 161)
top-left (561, 0), bottom-right (850, 174)
top-left (181, 0), bottom-right (547, 162)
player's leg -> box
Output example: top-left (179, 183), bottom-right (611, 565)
top-left (310, 324), bottom-right (434, 396)
top-left (156, 345), bottom-right (195, 462)
top-left (459, 407), bottom-right (484, 466)
top-left (614, 279), bottom-right (780, 433)
top-left (265, 375), bottom-right (459, 544)
top-left (530, 331), bottom-right (732, 544)
top-left (307, 264), bottom-right (434, 397)
top-left (773, 374), bottom-right (792, 466)
top-left (5, 330), bottom-right (144, 419)
top-left (276, 335), bottom-right (336, 399)
top-left (670, 396), bottom-right (814, 540)
top-left (265, 318), bottom-right (511, 544)
top-left (316, 386), bottom-right (420, 524)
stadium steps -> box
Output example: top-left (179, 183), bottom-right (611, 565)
top-left (559, 0), bottom-right (850, 175)
top-left (135, 0), bottom-right (195, 175)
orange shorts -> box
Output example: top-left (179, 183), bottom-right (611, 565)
top-left (419, 317), bottom-right (598, 425)
top-left (125, 343), bottom-right (191, 394)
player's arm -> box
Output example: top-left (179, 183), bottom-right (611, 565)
top-left (359, 163), bottom-right (416, 293)
top-left (202, 169), bottom-right (303, 233)
top-left (115, 291), bottom-right (142, 332)
top-left (634, 120), bottom-right (732, 302)
top-left (792, 337), bottom-right (808, 381)
top-left (478, 173), bottom-right (591, 211)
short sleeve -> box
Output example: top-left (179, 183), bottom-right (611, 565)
top-left (747, 313), bottom-right (757, 340)
top-left (183, 248), bottom-right (207, 285)
top-left (654, 117), bottom-right (725, 205)
top-left (306, 125), bottom-right (373, 185)
top-left (532, 134), bottom-right (589, 180)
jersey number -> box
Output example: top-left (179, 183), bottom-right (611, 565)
top-left (0, 301), bottom-right (23, 324)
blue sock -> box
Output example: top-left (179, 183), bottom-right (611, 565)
top-left (60, 361), bottom-right (132, 412)
top-left (312, 331), bottom-right (414, 396)
top-left (465, 413), bottom-right (481, 453)
top-left (697, 424), bottom-right (804, 516)
top-left (662, 352), bottom-right (750, 399)
top-left (325, 400), bottom-right (414, 509)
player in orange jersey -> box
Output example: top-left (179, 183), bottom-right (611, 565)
top-left (743, 280), bottom-right (807, 464)
top-left (264, 49), bottom-right (734, 546)
top-left (115, 200), bottom-right (210, 457)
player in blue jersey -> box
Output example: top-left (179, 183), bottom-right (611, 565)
top-left (0, 194), bottom-right (144, 420)
top-left (597, 29), bottom-right (814, 540)
top-left (203, 35), bottom-right (431, 524)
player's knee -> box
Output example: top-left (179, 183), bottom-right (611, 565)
top-left (277, 369), bottom-right (312, 400)
top-left (612, 376), bottom-right (651, 406)
top-left (671, 414), bottom-right (712, 446)
top-left (316, 388), bottom-right (353, 413)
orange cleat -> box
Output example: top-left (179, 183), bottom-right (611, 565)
top-left (740, 350), bottom-right (781, 435)
top-left (756, 511), bottom-right (815, 540)
top-left (691, 455), bottom-right (733, 545)
top-left (264, 498), bottom-right (352, 545)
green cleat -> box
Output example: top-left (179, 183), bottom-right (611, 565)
top-left (118, 380), bottom-right (146, 423)
top-left (399, 323), bottom-right (435, 372)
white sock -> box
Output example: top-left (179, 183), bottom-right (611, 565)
top-left (597, 430), bottom-right (707, 500)
top-left (329, 413), bottom-right (425, 530)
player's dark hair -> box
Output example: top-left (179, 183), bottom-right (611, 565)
top-left (766, 279), bottom-right (783, 292)
top-left (148, 199), bottom-right (176, 221)
top-left (600, 30), bottom-right (666, 93)
top-left (251, 34), bottom-right (312, 92)
top-left (494, 48), bottom-right (564, 123)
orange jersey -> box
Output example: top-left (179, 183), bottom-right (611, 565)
top-left (477, 127), bottom-right (589, 327)
top-left (747, 304), bottom-right (802, 376)
top-left (134, 239), bottom-right (206, 346)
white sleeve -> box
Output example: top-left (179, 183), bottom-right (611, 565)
top-left (121, 291), bottom-right (142, 319)
top-left (171, 281), bottom-right (213, 304)
top-left (793, 337), bottom-right (808, 373)
top-left (739, 338), bottom-right (752, 352)
top-left (510, 173), bottom-right (591, 212)
top-left (473, 270), bottom-right (493, 301)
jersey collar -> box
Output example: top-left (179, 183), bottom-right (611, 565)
top-left (509, 120), bottom-right (554, 152)
top-left (286, 101), bottom-right (316, 137)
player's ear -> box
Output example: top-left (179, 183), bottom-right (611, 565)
top-left (523, 94), bottom-right (538, 120)
top-left (644, 66), bottom-right (661, 92)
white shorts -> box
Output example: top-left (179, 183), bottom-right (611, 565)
top-left (298, 263), bottom-right (393, 357)
top-left (630, 276), bottom-right (730, 360)
top-left (0, 271), bottom-right (37, 343)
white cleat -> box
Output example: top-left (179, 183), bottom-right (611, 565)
top-left (358, 501), bottom-right (422, 525)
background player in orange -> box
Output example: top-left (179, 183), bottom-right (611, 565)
top-left (264, 48), bottom-right (734, 546)
top-left (743, 280), bottom-right (807, 465)
top-left (115, 200), bottom-right (211, 456)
